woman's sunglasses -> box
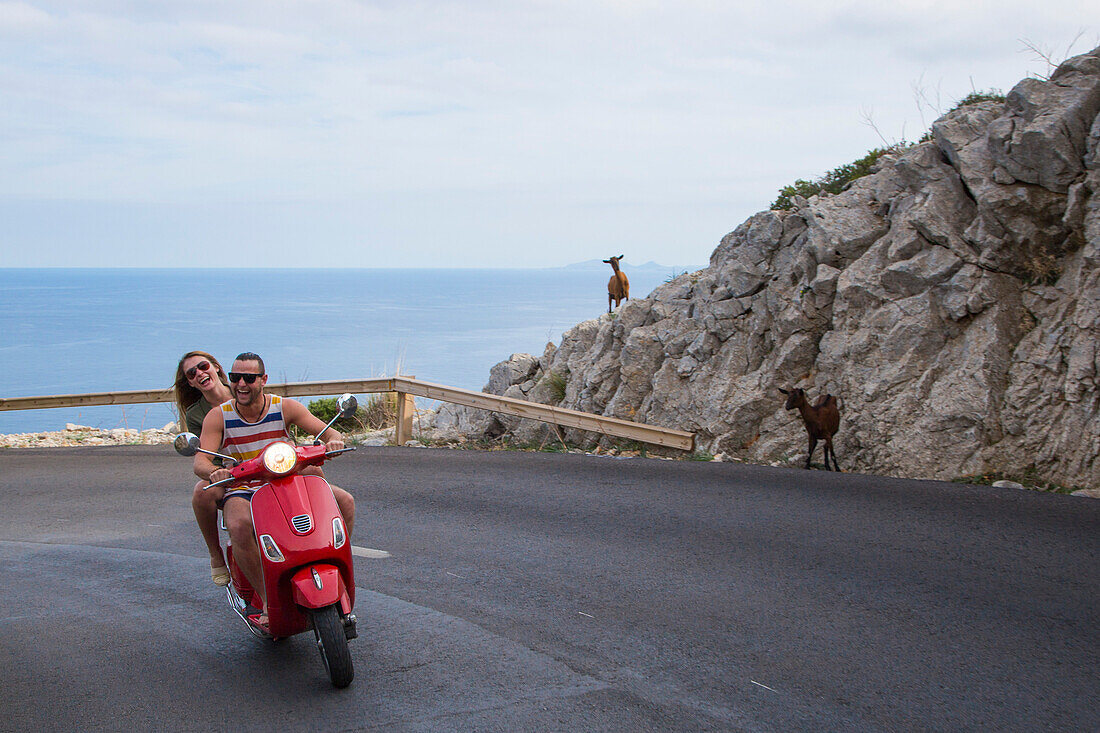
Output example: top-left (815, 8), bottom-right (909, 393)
top-left (185, 360), bottom-right (212, 379)
top-left (228, 372), bottom-right (264, 384)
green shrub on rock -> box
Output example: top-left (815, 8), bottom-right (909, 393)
top-left (949, 89), bottom-right (1006, 112)
top-left (771, 89), bottom-right (1004, 211)
top-left (771, 146), bottom-right (897, 210)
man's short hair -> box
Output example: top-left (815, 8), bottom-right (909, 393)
top-left (234, 352), bottom-right (265, 374)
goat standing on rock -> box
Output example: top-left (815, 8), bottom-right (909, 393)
top-left (604, 255), bottom-right (630, 313)
top-left (779, 387), bottom-right (841, 471)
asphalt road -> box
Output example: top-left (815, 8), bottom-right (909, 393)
top-left (1, 445), bottom-right (1097, 731)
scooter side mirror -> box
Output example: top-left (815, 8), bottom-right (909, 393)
top-left (174, 432), bottom-right (201, 457)
top-left (336, 393), bottom-right (358, 418)
top-left (314, 394), bottom-right (359, 446)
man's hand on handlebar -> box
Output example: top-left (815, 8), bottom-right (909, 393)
top-left (209, 468), bottom-right (233, 484)
top-left (325, 437), bottom-right (345, 453)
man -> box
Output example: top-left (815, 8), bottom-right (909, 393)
top-left (194, 352), bottom-right (356, 621)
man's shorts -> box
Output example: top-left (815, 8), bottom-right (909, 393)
top-left (217, 487), bottom-right (258, 509)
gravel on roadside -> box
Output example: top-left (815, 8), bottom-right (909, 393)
top-left (0, 423), bottom-right (178, 448)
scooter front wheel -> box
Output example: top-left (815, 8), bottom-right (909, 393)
top-left (311, 604), bottom-right (354, 688)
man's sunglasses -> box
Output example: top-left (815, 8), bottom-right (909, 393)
top-left (228, 372), bottom-right (264, 384)
top-left (185, 360), bottom-right (212, 379)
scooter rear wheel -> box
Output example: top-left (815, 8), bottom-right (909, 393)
top-left (311, 604), bottom-right (354, 688)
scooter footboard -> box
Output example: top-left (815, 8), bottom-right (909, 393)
top-left (290, 563), bottom-right (350, 612)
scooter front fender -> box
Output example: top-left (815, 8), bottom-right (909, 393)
top-left (290, 563), bottom-right (348, 611)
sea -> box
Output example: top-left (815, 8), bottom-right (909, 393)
top-left (0, 267), bottom-right (685, 434)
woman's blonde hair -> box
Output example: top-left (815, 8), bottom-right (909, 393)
top-left (173, 350), bottom-right (229, 430)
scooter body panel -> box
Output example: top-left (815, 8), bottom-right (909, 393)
top-left (290, 563), bottom-right (350, 611)
top-left (231, 473), bottom-right (354, 639)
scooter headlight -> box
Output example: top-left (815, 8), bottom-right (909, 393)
top-left (262, 441), bottom-right (298, 475)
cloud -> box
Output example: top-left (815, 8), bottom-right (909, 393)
top-left (0, 1), bottom-right (51, 31)
top-left (0, 1), bottom-right (1095, 265)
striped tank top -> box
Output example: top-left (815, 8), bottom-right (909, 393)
top-left (219, 395), bottom-right (292, 462)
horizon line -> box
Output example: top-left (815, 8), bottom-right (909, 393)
top-left (0, 263), bottom-right (707, 272)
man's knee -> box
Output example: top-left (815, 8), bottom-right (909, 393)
top-left (192, 480), bottom-right (207, 506)
top-left (225, 505), bottom-right (254, 541)
top-left (333, 487), bottom-right (355, 511)
top-left (192, 481), bottom-right (223, 509)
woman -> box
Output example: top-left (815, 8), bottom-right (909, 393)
top-left (173, 351), bottom-right (234, 585)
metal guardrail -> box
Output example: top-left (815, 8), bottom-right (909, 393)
top-left (0, 377), bottom-right (695, 451)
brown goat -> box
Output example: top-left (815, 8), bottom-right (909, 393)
top-left (779, 387), bottom-right (841, 471)
top-left (604, 255), bottom-right (630, 313)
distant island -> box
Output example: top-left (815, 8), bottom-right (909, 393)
top-left (552, 259), bottom-right (704, 274)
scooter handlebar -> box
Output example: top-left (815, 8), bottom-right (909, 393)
top-left (204, 475), bottom-right (238, 491)
top-left (203, 452), bottom-right (266, 490)
top-left (201, 443), bottom-right (354, 490)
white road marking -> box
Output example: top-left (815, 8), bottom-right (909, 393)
top-left (446, 571), bottom-right (466, 579)
top-left (351, 545), bottom-right (391, 559)
top-left (750, 680), bottom-right (778, 692)
top-left (577, 611), bottom-right (595, 619)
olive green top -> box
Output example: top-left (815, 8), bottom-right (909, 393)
top-left (184, 396), bottom-right (215, 436)
top-left (184, 396), bottom-right (226, 466)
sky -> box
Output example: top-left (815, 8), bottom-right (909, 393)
top-left (0, 1), bottom-right (1094, 268)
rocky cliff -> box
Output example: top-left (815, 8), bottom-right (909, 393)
top-left (436, 48), bottom-right (1100, 489)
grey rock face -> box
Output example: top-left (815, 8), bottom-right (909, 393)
top-left (987, 52), bottom-right (1100, 192)
top-left (443, 48), bottom-right (1100, 488)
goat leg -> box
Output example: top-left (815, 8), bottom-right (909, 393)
top-left (825, 439), bottom-right (841, 472)
top-left (806, 436), bottom-right (817, 470)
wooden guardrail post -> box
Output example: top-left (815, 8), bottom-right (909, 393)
top-left (394, 389), bottom-right (415, 446)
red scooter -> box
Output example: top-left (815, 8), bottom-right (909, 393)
top-left (174, 394), bottom-right (359, 688)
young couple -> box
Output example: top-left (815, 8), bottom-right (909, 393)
top-left (172, 351), bottom-right (356, 599)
